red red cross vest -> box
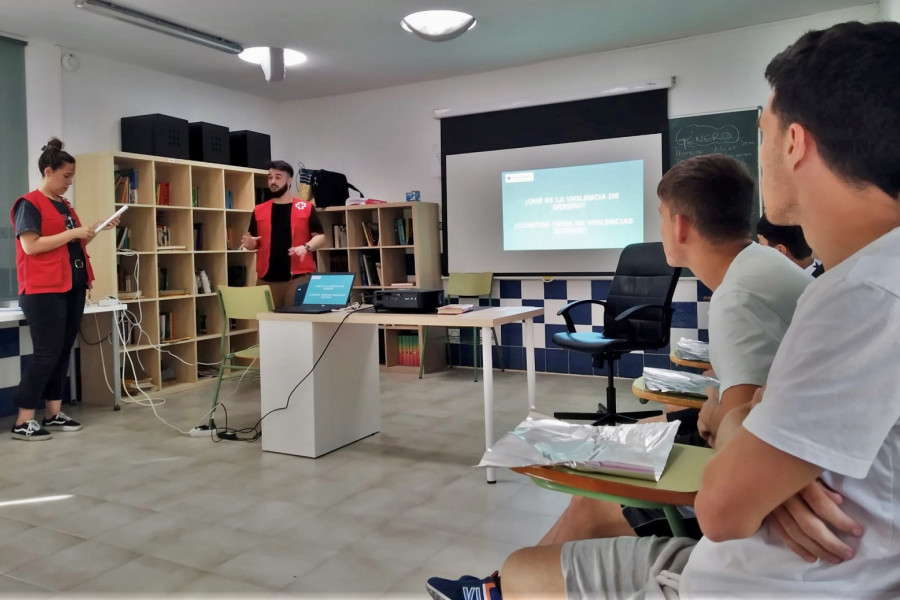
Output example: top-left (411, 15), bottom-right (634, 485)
top-left (10, 190), bottom-right (94, 294)
top-left (252, 198), bottom-right (316, 279)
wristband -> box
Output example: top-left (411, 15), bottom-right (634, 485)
top-left (304, 243), bottom-right (312, 252)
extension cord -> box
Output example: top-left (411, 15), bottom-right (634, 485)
top-left (98, 298), bottom-right (120, 306)
top-left (188, 425), bottom-right (216, 437)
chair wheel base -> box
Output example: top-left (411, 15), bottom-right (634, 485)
top-left (553, 409), bottom-right (663, 426)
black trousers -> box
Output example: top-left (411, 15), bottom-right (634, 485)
top-left (15, 287), bottom-right (86, 410)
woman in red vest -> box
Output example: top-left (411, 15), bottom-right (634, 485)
top-left (9, 138), bottom-right (116, 441)
top-left (241, 160), bottom-right (326, 308)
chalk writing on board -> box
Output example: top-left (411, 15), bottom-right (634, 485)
top-left (673, 123), bottom-right (752, 150)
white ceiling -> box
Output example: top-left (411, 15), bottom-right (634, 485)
top-left (0, 0), bottom-right (874, 101)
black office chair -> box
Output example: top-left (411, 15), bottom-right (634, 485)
top-left (553, 242), bottom-right (681, 425)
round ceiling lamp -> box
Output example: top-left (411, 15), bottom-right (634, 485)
top-left (401, 10), bottom-right (476, 42)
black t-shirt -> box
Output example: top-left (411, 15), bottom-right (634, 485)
top-left (13, 197), bottom-right (88, 290)
top-left (249, 203), bottom-right (323, 282)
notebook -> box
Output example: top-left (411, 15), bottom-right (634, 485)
top-left (274, 273), bottom-right (355, 314)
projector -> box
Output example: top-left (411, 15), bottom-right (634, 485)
top-left (373, 288), bottom-right (445, 313)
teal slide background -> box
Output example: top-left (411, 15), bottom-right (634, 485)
top-left (502, 160), bottom-right (644, 251)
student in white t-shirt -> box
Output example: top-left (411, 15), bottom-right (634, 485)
top-left (493, 20), bottom-right (900, 600)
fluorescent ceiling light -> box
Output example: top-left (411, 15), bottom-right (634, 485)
top-left (74, 0), bottom-right (243, 55)
top-left (239, 47), bottom-right (306, 83)
top-left (239, 47), bottom-right (307, 67)
top-left (401, 10), bottom-right (476, 42)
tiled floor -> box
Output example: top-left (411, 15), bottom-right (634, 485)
top-left (0, 367), bottom-right (647, 598)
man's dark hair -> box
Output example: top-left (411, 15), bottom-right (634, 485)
top-left (657, 154), bottom-right (755, 244)
top-left (756, 214), bottom-right (812, 259)
top-left (266, 160), bottom-right (294, 178)
top-left (765, 21), bottom-right (900, 199)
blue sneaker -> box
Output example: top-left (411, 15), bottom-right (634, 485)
top-left (426, 571), bottom-right (501, 600)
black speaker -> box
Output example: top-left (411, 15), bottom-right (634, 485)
top-left (229, 130), bottom-right (271, 169)
top-left (189, 122), bottom-right (230, 164)
top-left (121, 114), bottom-right (189, 159)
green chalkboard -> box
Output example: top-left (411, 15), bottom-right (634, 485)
top-left (668, 108), bottom-right (761, 228)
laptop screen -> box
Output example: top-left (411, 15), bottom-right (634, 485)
top-left (302, 273), bottom-right (355, 306)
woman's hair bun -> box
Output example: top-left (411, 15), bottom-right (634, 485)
top-left (42, 137), bottom-right (64, 152)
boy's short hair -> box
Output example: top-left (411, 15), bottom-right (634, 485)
top-left (657, 154), bottom-right (755, 244)
top-left (765, 21), bottom-right (900, 199)
top-left (266, 160), bottom-right (294, 178)
top-left (756, 215), bottom-right (812, 259)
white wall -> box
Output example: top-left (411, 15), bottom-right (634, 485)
top-left (278, 5), bottom-right (878, 208)
top-left (24, 41), bottom-right (63, 191)
top-left (883, 0), bottom-right (900, 21)
top-left (23, 40), bottom-right (286, 196)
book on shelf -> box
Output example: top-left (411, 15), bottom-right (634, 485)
top-left (398, 333), bottom-right (420, 366)
top-left (114, 168), bottom-right (138, 203)
top-left (361, 222), bottom-right (377, 247)
top-left (331, 224), bottom-right (347, 248)
top-left (159, 289), bottom-right (188, 297)
top-left (156, 224), bottom-right (171, 247)
top-left (158, 246), bottom-right (186, 251)
top-left (394, 218), bottom-right (407, 245)
top-left (158, 267), bottom-right (168, 291)
top-left (193, 223), bottom-right (203, 251)
top-left (225, 190), bottom-right (234, 209)
top-left (115, 226), bottom-right (131, 250)
top-left (390, 282), bottom-right (415, 288)
top-left (155, 181), bottom-right (170, 206)
top-left (194, 270), bottom-right (212, 294)
top-left (437, 303), bottom-right (474, 315)
top-left (191, 186), bottom-right (199, 207)
top-left (360, 252), bottom-right (380, 286)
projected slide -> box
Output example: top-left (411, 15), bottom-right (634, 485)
top-left (501, 160), bottom-right (644, 251)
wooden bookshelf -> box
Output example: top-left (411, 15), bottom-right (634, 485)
top-left (74, 151), bottom-right (267, 403)
top-left (316, 201), bottom-right (444, 373)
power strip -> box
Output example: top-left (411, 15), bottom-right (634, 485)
top-left (188, 425), bottom-right (216, 437)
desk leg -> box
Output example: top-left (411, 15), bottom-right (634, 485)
top-left (524, 317), bottom-right (536, 411)
top-left (663, 505), bottom-right (687, 537)
top-left (481, 325), bottom-right (496, 484)
top-left (111, 310), bottom-right (121, 411)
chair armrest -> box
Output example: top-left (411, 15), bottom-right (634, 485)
top-left (613, 303), bottom-right (669, 323)
top-left (558, 299), bottom-right (607, 332)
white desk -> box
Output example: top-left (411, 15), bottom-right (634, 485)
top-left (258, 306), bottom-right (544, 483)
top-left (0, 303), bottom-right (126, 409)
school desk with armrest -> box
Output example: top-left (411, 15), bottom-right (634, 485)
top-left (669, 353), bottom-right (712, 372)
top-left (632, 376), bottom-right (706, 410)
top-left (512, 443), bottom-right (713, 537)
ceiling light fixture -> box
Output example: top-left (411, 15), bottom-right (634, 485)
top-left (401, 10), bottom-right (476, 42)
top-left (74, 0), bottom-right (243, 55)
top-left (239, 47), bottom-right (307, 82)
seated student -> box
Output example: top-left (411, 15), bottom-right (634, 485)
top-left (495, 20), bottom-right (900, 599)
top-left (757, 214), bottom-right (824, 276)
top-left (426, 154), bottom-right (813, 600)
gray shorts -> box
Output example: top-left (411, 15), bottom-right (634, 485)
top-left (562, 536), bottom-right (697, 599)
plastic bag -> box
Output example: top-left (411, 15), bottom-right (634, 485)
top-left (643, 367), bottom-right (718, 397)
top-left (673, 337), bottom-right (710, 362)
top-left (478, 417), bottom-right (680, 481)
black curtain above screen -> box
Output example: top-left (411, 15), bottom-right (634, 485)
top-left (440, 88), bottom-right (669, 274)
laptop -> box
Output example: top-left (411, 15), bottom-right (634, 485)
top-left (274, 273), bottom-right (356, 314)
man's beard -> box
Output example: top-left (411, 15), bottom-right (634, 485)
top-left (265, 183), bottom-right (289, 200)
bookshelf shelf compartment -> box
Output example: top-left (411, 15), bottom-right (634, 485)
top-left (76, 151), bottom-right (266, 402)
top-left (316, 201), bottom-right (442, 372)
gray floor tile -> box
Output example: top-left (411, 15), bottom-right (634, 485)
top-left (0, 369), bottom-right (626, 596)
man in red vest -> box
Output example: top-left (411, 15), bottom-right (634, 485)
top-left (241, 160), bottom-right (326, 308)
